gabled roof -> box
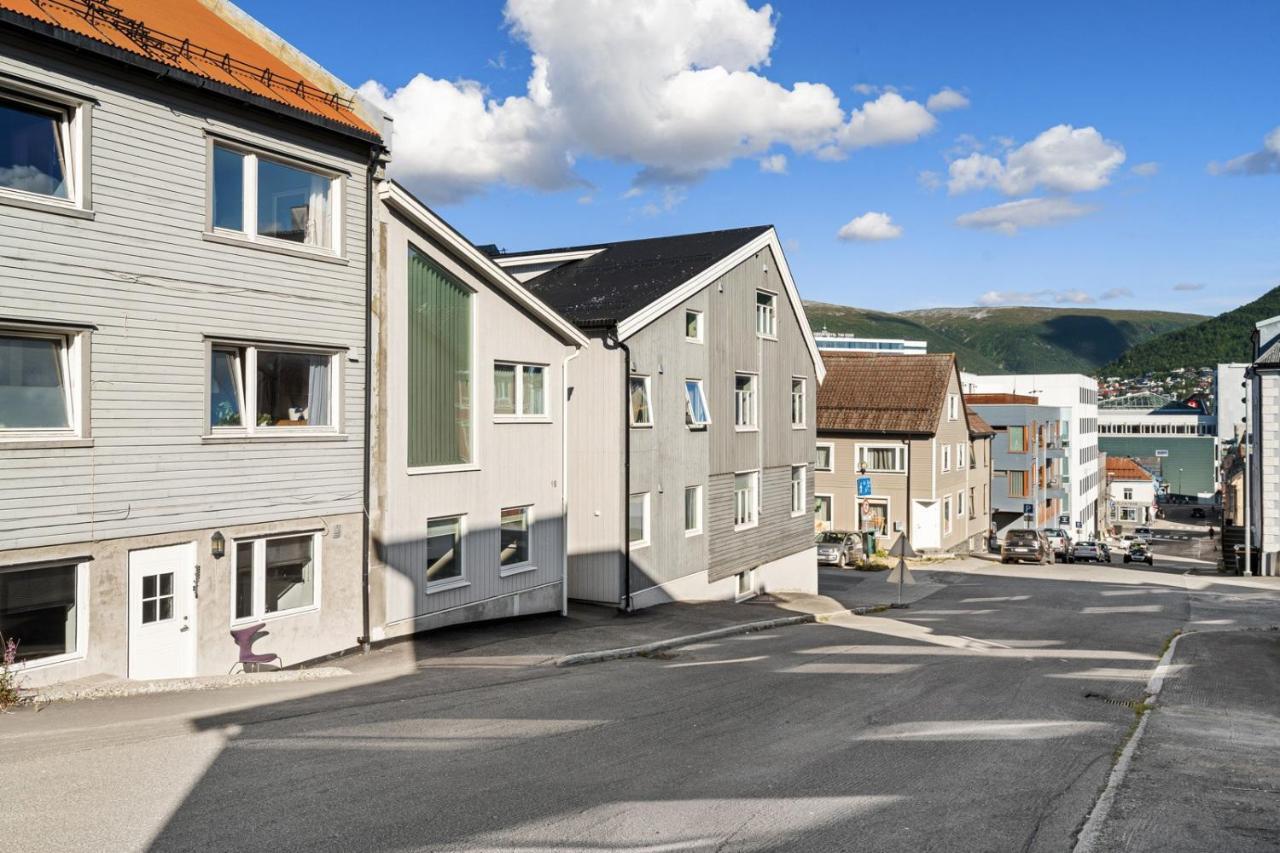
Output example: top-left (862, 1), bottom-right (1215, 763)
top-left (0, 0), bottom-right (378, 139)
top-left (818, 352), bottom-right (959, 435)
top-left (967, 410), bottom-right (996, 437)
top-left (497, 226), bottom-right (771, 327)
top-left (379, 182), bottom-right (587, 348)
top-left (1107, 457), bottom-right (1154, 482)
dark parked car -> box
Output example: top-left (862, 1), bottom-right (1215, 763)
top-left (1002, 529), bottom-right (1049, 564)
top-left (1191, 507), bottom-right (1207, 519)
top-left (1125, 542), bottom-right (1154, 565)
top-left (816, 531), bottom-right (859, 567)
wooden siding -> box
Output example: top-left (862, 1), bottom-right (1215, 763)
top-left (706, 465), bottom-right (813, 583)
top-left (0, 33), bottom-right (372, 552)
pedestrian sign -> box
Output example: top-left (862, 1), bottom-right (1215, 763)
top-left (857, 476), bottom-right (872, 497)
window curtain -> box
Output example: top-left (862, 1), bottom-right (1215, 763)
top-left (306, 174), bottom-right (330, 248)
top-left (408, 247), bottom-right (471, 466)
top-left (306, 356), bottom-right (330, 426)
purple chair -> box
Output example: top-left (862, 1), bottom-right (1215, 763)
top-left (229, 623), bottom-right (281, 674)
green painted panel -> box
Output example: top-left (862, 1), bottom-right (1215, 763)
top-left (407, 247), bottom-right (472, 467)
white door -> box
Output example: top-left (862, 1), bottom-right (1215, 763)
top-left (912, 500), bottom-right (941, 550)
top-left (128, 542), bottom-right (197, 680)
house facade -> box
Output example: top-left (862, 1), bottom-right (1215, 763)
top-left (367, 183), bottom-right (585, 640)
top-left (1245, 315), bottom-right (1280, 576)
top-left (0, 0), bottom-right (386, 685)
top-left (814, 353), bottom-right (993, 554)
top-left (967, 398), bottom-right (1070, 541)
top-left (496, 227), bottom-right (824, 608)
top-left (1105, 457), bottom-right (1157, 525)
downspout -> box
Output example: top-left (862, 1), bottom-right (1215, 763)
top-left (904, 437), bottom-right (912, 543)
top-left (561, 345), bottom-right (583, 615)
top-left (608, 329), bottom-right (634, 612)
top-left (358, 149), bottom-right (377, 650)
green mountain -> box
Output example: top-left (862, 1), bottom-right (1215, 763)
top-left (1104, 284), bottom-right (1280, 376)
top-left (804, 302), bottom-right (1205, 374)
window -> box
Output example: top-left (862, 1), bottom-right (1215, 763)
top-left (941, 445), bottom-right (952, 472)
top-left (210, 142), bottom-right (339, 251)
top-left (814, 495), bottom-right (833, 531)
top-left (425, 516), bottom-right (464, 587)
top-left (408, 247), bottom-right (472, 466)
top-left (858, 444), bottom-right (906, 473)
top-left (494, 362), bottom-right (546, 418)
top-left (232, 533), bottom-right (318, 622)
top-left (948, 394), bottom-right (960, 420)
top-left (499, 506), bottom-right (531, 570)
top-left (956, 490), bottom-right (966, 520)
top-left (685, 309), bottom-right (703, 343)
top-left (791, 378), bottom-right (806, 427)
top-left (0, 328), bottom-right (87, 438)
top-left (943, 495), bottom-right (953, 534)
top-left (734, 471), bottom-right (759, 529)
top-left (968, 487), bottom-right (977, 519)
top-left (1008, 425), bottom-right (1027, 452)
top-left (629, 376), bottom-right (653, 427)
top-left (685, 379), bottom-right (710, 427)
top-left (208, 342), bottom-right (339, 433)
top-left (969, 442), bottom-right (978, 469)
top-left (1120, 507), bottom-right (1137, 521)
top-left (736, 570), bottom-right (754, 598)
top-left (1123, 487), bottom-right (1134, 501)
top-left (0, 88), bottom-right (85, 209)
top-left (734, 373), bottom-right (757, 430)
top-left (1008, 470), bottom-right (1028, 497)
top-left (816, 443), bottom-right (834, 471)
top-left (791, 465), bottom-right (806, 516)
top-left (0, 562), bottom-right (81, 664)
top-left (629, 493), bottom-right (650, 547)
top-left (755, 291), bottom-right (777, 337)
top-left (957, 443), bottom-right (968, 469)
top-left (684, 485), bottom-right (702, 536)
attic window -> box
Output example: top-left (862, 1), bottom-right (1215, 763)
top-left (755, 291), bottom-right (777, 338)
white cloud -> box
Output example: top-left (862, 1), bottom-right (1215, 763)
top-left (1131, 161), bottom-right (1159, 177)
top-left (362, 1), bottom-right (951, 203)
top-left (1100, 287), bottom-right (1133, 300)
top-left (947, 125), bottom-right (1126, 196)
top-left (977, 288), bottom-right (1097, 307)
top-left (1209, 126), bottom-right (1280, 176)
top-left (640, 186), bottom-right (688, 216)
top-left (853, 83), bottom-right (898, 96)
top-left (837, 211), bottom-right (903, 242)
top-left (917, 169), bottom-right (942, 191)
top-left (759, 153), bottom-right (788, 174)
top-left (926, 87), bottom-right (969, 112)
top-left (955, 197), bottom-right (1095, 235)
top-left (1173, 282), bottom-right (1205, 292)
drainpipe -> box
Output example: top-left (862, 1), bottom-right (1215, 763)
top-left (606, 329), bottom-right (634, 612)
top-left (561, 345), bottom-right (583, 615)
top-left (358, 150), bottom-right (378, 650)
top-left (904, 437), bottom-right (912, 543)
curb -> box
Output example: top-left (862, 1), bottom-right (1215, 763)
top-left (26, 666), bottom-right (353, 704)
top-left (554, 604), bottom-right (892, 668)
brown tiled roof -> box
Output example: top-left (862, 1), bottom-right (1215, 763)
top-left (817, 352), bottom-right (957, 434)
top-left (1107, 457), bottom-right (1153, 481)
top-left (967, 410), bottom-right (996, 437)
top-left (964, 392), bottom-right (1039, 404)
top-left (0, 0), bottom-right (377, 137)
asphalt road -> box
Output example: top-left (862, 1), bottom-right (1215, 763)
top-left (3, 542), bottom-right (1278, 852)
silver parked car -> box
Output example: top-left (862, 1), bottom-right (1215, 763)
top-left (816, 531), bottom-right (859, 567)
top-left (1069, 540), bottom-right (1107, 563)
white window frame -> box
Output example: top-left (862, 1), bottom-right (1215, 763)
top-left (1122, 487), bottom-right (1134, 501)
top-left (684, 485), bottom-right (703, 537)
top-left (498, 505), bottom-right (536, 576)
top-left (229, 531), bottom-right (322, 626)
top-left (206, 137), bottom-right (344, 258)
top-left (948, 394), bottom-right (960, 421)
top-left (956, 489), bottom-right (966, 520)
top-left (0, 559), bottom-right (89, 672)
top-left (791, 377), bottom-right (807, 428)
top-left (493, 361), bottom-right (549, 421)
top-left (734, 372), bottom-right (758, 431)
top-left (684, 378), bottom-right (711, 428)
top-left (943, 495), bottom-right (953, 535)
top-left (755, 290), bottom-right (777, 339)
top-left (957, 443), bottom-right (968, 469)
top-left (423, 514), bottom-right (468, 593)
top-left (734, 470), bottom-right (760, 531)
top-left (816, 442), bottom-right (835, 472)
top-left (857, 443), bottom-right (906, 474)
top-left (814, 493), bottom-right (834, 529)
top-left (685, 309), bottom-right (704, 343)
top-left (204, 339), bottom-right (343, 439)
top-left (0, 323), bottom-right (91, 445)
top-left (629, 492), bottom-right (651, 548)
top-left (629, 375), bottom-right (653, 428)
top-left (791, 465), bottom-right (807, 517)
top-left (736, 569), bottom-right (755, 600)
top-left (941, 444), bottom-right (952, 473)
top-left (0, 82), bottom-right (92, 216)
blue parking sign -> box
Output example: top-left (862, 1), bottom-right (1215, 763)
top-left (857, 476), bottom-right (872, 497)
top-left (1023, 503), bottom-right (1034, 515)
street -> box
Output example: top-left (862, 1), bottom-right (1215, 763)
top-left (4, 530), bottom-right (1279, 852)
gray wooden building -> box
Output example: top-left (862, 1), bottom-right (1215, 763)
top-left (0, 0), bottom-right (386, 685)
top-left (495, 226), bottom-right (825, 608)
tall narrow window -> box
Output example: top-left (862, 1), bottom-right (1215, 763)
top-left (685, 379), bottom-right (710, 427)
top-left (0, 331), bottom-right (72, 432)
top-left (943, 496), bottom-right (953, 534)
top-left (957, 443), bottom-right (967, 469)
top-left (755, 291), bottom-right (777, 337)
top-left (425, 516), bottom-right (464, 585)
top-left (734, 471), bottom-right (759, 529)
top-left (500, 506), bottom-right (531, 568)
top-left (684, 485), bottom-right (702, 535)
top-left (791, 378), bottom-right (806, 427)
top-left (734, 374), bottom-right (757, 430)
top-left (941, 445), bottom-right (951, 472)
top-left (685, 310), bottom-right (703, 342)
top-left (629, 376), bottom-right (652, 427)
top-left (408, 247), bottom-right (472, 466)
top-left (956, 490), bottom-right (966, 519)
top-left (1008, 426), bottom-right (1026, 452)
top-left (0, 94), bottom-right (72, 201)
top-left (629, 493), bottom-right (650, 546)
top-left (211, 146), bottom-right (245, 231)
top-left (209, 346), bottom-right (244, 428)
top-left (791, 465), bottom-right (806, 515)
top-left (968, 487), bottom-right (976, 519)
top-left (814, 495), bottom-right (833, 530)
top-left (948, 394), bottom-right (960, 420)
top-left (1008, 470), bottom-right (1028, 497)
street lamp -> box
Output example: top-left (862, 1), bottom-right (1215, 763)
top-left (1177, 467), bottom-right (1184, 498)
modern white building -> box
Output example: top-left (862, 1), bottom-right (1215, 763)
top-left (961, 373), bottom-right (1100, 536)
top-left (1106, 457), bottom-right (1157, 525)
top-left (814, 333), bottom-right (927, 355)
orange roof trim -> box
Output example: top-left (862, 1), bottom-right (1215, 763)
top-left (0, 0), bottom-right (378, 136)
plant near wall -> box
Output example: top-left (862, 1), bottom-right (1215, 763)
top-left (0, 635), bottom-right (22, 710)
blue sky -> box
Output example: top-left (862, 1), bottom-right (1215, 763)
top-left (239, 1), bottom-right (1279, 316)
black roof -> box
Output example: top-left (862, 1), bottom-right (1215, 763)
top-left (499, 225), bottom-right (771, 327)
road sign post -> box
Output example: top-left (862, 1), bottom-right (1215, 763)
top-left (886, 534), bottom-right (918, 605)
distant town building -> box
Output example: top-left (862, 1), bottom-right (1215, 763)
top-left (1096, 393), bottom-right (1216, 499)
top-left (1105, 457), bottom-right (1157, 525)
top-left (814, 333), bottom-right (927, 355)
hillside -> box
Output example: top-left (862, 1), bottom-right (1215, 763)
top-left (1104, 284), bottom-right (1280, 376)
top-left (804, 303), bottom-right (1204, 374)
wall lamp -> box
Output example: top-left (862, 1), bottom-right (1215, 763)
top-left (211, 531), bottom-right (226, 560)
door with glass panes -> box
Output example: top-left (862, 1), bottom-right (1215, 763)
top-left (127, 542), bottom-right (197, 680)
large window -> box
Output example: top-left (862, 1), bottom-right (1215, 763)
top-left (210, 142), bottom-right (339, 251)
top-left (629, 376), bottom-right (652, 427)
top-left (816, 443), bottom-right (834, 472)
top-left (0, 92), bottom-right (76, 202)
top-left (685, 379), bottom-right (710, 427)
top-left (494, 362), bottom-right (546, 418)
top-left (791, 378), bottom-right (806, 427)
top-left (734, 471), bottom-right (759, 529)
top-left (425, 516), bottom-right (464, 586)
top-left (629, 493), bottom-right (650, 547)
top-left (208, 342), bottom-right (338, 433)
top-left (684, 485), bottom-right (702, 536)
top-left (791, 465), bottom-right (806, 515)
top-left (408, 247), bottom-right (472, 466)
top-left (232, 533), bottom-right (318, 622)
top-left (0, 562), bottom-right (81, 664)
top-left (734, 373), bottom-right (757, 430)
top-left (1008, 425), bottom-right (1027, 453)
top-left (0, 329), bottom-right (85, 437)
top-left (499, 506), bottom-right (531, 570)
top-left (858, 444), bottom-right (906, 473)
top-left (1008, 470), bottom-right (1028, 497)
top-left (755, 290), bottom-right (777, 337)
